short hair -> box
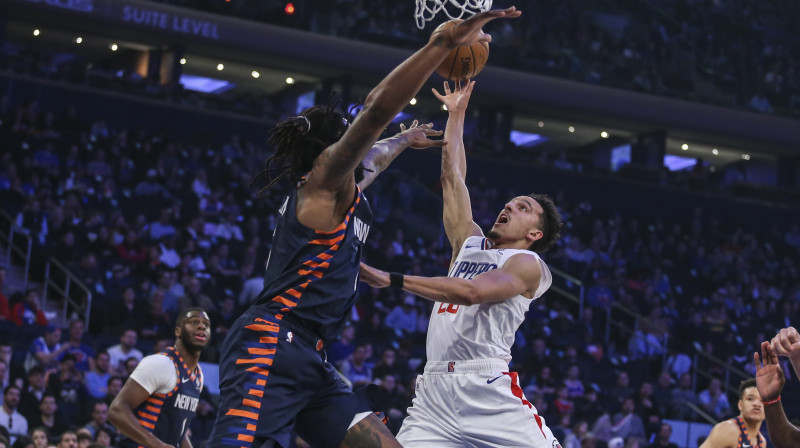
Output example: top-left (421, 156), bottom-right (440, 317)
top-left (30, 426), bottom-right (50, 439)
top-left (28, 365), bottom-right (45, 377)
top-left (177, 307), bottom-right (208, 326)
top-left (59, 430), bottom-right (77, 442)
top-left (107, 376), bottom-right (124, 387)
top-left (3, 385), bottom-right (20, 396)
top-left (527, 193), bottom-right (563, 253)
top-left (739, 378), bottom-right (757, 400)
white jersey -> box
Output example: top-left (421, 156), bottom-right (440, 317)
top-left (426, 236), bottom-right (552, 364)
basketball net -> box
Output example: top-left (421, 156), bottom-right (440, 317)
top-left (414, 0), bottom-right (493, 29)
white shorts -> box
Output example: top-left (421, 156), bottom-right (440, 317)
top-left (397, 359), bottom-right (561, 448)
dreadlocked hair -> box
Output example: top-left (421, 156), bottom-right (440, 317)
top-left (253, 103), bottom-right (350, 194)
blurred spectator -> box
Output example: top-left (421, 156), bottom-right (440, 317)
top-left (698, 378), bottom-right (731, 421)
top-left (80, 402), bottom-right (115, 440)
top-left (56, 431), bottom-right (77, 448)
top-left (60, 321), bottom-right (94, 373)
top-left (105, 330), bottom-right (143, 376)
top-left (27, 394), bottom-right (67, 441)
top-left (339, 344), bottom-right (373, 389)
top-left (11, 290), bottom-right (47, 328)
top-left (24, 326), bottom-right (66, 374)
top-left (18, 366), bottom-right (47, 422)
top-left (384, 295), bottom-right (418, 337)
top-left (648, 423), bottom-right (678, 448)
top-left (610, 397), bottom-right (646, 440)
top-left (669, 373), bottom-right (700, 420)
top-left (0, 385), bottom-right (27, 444)
top-left (47, 355), bottom-right (87, 428)
top-left (84, 353), bottom-right (110, 400)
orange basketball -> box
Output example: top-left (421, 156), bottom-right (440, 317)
top-left (433, 20), bottom-right (490, 81)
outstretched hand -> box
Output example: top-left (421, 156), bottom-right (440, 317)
top-left (432, 80), bottom-right (475, 114)
top-left (430, 6), bottom-right (522, 48)
top-left (754, 341), bottom-right (785, 402)
top-left (771, 326), bottom-right (800, 359)
top-left (398, 120), bottom-right (445, 149)
top-left (359, 263), bottom-right (390, 288)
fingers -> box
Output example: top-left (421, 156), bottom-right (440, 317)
top-left (429, 139), bottom-right (447, 147)
top-left (399, 123), bottom-right (406, 132)
top-left (761, 341), bottom-right (772, 365)
top-left (478, 33), bottom-right (493, 44)
top-left (443, 81), bottom-right (452, 95)
top-left (754, 351), bottom-right (761, 372)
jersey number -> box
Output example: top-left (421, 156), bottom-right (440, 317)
top-left (437, 303), bottom-right (459, 314)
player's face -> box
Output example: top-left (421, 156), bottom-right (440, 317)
top-left (488, 196), bottom-right (543, 247)
top-left (178, 311), bottom-right (212, 350)
top-left (738, 387), bottom-right (764, 422)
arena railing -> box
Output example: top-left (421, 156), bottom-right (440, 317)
top-left (0, 208), bottom-right (32, 295)
top-left (42, 257), bottom-right (93, 329)
top-left (691, 342), bottom-right (749, 397)
top-left (684, 401), bottom-right (717, 425)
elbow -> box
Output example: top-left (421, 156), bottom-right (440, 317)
top-left (453, 282), bottom-right (480, 305)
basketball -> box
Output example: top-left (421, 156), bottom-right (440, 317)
top-left (433, 20), bottom-right (490, 80)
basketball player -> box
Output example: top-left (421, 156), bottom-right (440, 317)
top-left (359, 79), bottom-right (563, 447)
top-left (109, 308), bottom-right (210, 448)
top-left (698, 378), bottom-right (765, 448)
top-left (207, 6), bottom-right (523, 448)
top-left (754, 327), bottom-right (800, 448)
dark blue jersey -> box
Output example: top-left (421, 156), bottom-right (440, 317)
top-left (254, 184), bottom-right (372, 340)
top-left (117, 347), bottom-right (203, 448)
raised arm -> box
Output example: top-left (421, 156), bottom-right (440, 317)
top-left (755, 341), bottom-right (800, 448)
top-left (360, 252), bottom-right (542, 305)
top-left (299, 7), bottom-right (522, 229)
top-left (432, 80), bottom-right (483, 260)
top-left (358, 120), bottom-right (444, 190)
top-left (770, 326), bottom-right (800, 378)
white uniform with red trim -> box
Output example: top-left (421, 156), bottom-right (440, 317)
top-left (397, 236), bottom-right (560, 448)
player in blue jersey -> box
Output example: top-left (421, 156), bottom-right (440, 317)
top-left (109, 308), bottom-right (210, 448)
top-left (207, 6), bottom-right (523, 448)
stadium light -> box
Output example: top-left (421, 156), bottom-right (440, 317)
top-left (681, 144), bottom-right (689, 150)
top-left (179, 58), bottom-right (187, 65)
top-left (76, 36), bottom-right (83, 44)
top-left (742, 154), bottom-right (750, 160)
top-left (252, 71), bottom-right (260, 78)
top-left (217, 63), bottom-right (224, 71)
top-left (33, 29), bottom-right (40, 37)
top-left (110, 43), bottom-right (118, 51)
top-left (285, 2), bottom-right (296, 14)
top-left (286, 77), bottom-right (295, 85)
top-left (410, 98), bottom-right (417, 106)
top-left (568, 126), bottom-right (575, 133)
top-left (441, 104), bottom-right (448, 111)
top-left (600, 131), bottom-right (609, 138)
top-left (537, 121), bottom-right (544, 128)
top-left (711, 148), bottom-right (719, 155)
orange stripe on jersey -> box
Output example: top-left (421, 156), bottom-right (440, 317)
top-left (146, 397), bottom-right (164, 405)
top-left (297, 269), bottom-right (324, 278)
top-left (259, 337), bottom-right (278, 344)
top-left (139, 420), bottom-right (156, 429)
top-left (274, 314), bottom-right (283, 320)
top-left (285, 288), bottom-right (303, 299)
top-left (256, 379), bottom-right (266, 386)
top-left (247, 389), bottom-right (264, 398)
top-left (146, 405), bottom-right (161, 413)
top-left (247, 366), bottom-right (271, 377)
top-left (308, 235), bottom-right (344, 245)
top-left (137, 412), bottom-right (158, 421)
top-left (244, 323), bottom-right (280, 332)
top-left (242, 399), bottom-right (261, 408)
top-left (235, 357), bottom-right (274, 365)
top-left (246, 348), bottom-right (276, 356)
top-left (237, 434), bottom-right (255, 443)
top-left (246, 424), bottom-right (257, 431)
top-left (272, 296), bottom-right (297, 308)
top-left (225, 408), bottom-right (259, 420)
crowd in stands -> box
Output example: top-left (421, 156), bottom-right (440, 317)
top-left (1, 87), bottom-right (799, 448)
top-left (153, 0), bottom-right (800, 118)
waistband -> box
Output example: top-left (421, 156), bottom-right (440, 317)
top-left (424, 359), bottom-right (508, 374)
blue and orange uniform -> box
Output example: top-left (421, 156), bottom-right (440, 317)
top-left (117, 347), bottom-right (203, 448)
top-left (208, 183), bottom-right (373, 448)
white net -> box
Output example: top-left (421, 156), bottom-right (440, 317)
top-left (415, 0), bottom-right (493, 29)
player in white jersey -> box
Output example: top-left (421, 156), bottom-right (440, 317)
top-left (360, 80), bottom-right (563, 448)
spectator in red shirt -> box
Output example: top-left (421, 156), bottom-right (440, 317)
top-left (11, 289), bottom-right (48, 327)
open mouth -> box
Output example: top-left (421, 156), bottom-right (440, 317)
top-left (193, 332), bottom-right (208, 342)
top-left (496, 213), bottom-right (509, 224)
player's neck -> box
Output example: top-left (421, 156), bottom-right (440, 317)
top-left (740, 415), bottom-right (763, 441)
top-left (488, 238), bottom-right (529, 251)
top-left (174, 341), bottom-right (201, 371)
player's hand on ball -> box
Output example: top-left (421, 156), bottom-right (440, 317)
top-left (398, 120), bottom-right (445, 149)
top-left (359, 263), bottom-right (390, 288)
top-left (770, 326), bottom-right (800, 358)
top-left (433, 6), bottom-right (521, 47)
top-left (754, 341), bottom-right (785, 402)
top-left (432, 80), bottom-right (475, 113)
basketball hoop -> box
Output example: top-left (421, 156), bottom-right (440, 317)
top-left (414, 0), bottom-right (493, 29)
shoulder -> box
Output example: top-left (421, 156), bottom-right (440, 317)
top-left (461, 236), bottom-right (486, 250)
top-left (136, 353), bottom-right (176, 372)
top-left (709, 419), bottom-right (739, 439)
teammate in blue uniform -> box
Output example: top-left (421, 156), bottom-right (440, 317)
top-left (206, 6), bottom-right (523, 448)
top-left (109, 308), bottom-right (210, 448)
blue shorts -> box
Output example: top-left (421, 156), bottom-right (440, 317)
top-left (208, 308), bottom-right (370, 448)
